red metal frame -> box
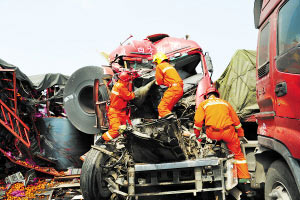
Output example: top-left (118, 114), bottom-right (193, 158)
top-left (0, 98), bottom-right (31, 148)
top-left (0, 147), bottom-right (64, 176)
top-left (0, 69), bottom-right (17, 113)
top-left (0, 69), bottom-right (31, 148)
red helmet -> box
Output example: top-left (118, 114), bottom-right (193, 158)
top-left (118, 71), bottom-right (131, 82)
top-left (204, 87), bottom-right (219, 99)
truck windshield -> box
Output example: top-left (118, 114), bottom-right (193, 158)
top-left (276, 0), bottom-right (300, 74)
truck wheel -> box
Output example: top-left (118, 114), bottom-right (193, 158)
top-left (80, 148), bottom-right (111, 200)
top-left (265, 160), bottom-right (300, 200)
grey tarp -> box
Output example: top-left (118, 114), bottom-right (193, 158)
top-left (0, 58), bottom-right (69, 91)
top-left (0, 58), bottom-right (34, 87)
top-left (29, 74), bottom-right (69, 91)
top-left (215, 50), bottom-right (259, 119)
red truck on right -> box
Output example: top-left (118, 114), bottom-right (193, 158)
top-left (252, 0), bottom-right (300, 199)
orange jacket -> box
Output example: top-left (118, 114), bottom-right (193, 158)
top-left (109, 80), bottom-right (135, 110)
top-left (155, 62), bottom-right (183, 87)
top-left (194, 95), bottom-right (244, 136)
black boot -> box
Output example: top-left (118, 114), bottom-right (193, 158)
top-left (239, 182), bottom-right (256, 199)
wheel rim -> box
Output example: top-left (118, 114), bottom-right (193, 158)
top-left (269, 181), bottom-right (291, 200)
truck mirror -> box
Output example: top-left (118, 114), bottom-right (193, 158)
top-left (205, 53), bottom-right (214, 73)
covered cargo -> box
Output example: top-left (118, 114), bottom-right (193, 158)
top-left (0, 58), bottom-right (91, 172)
top-left (215, 50), bottom-right (259, 119)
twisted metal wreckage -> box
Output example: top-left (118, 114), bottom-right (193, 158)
top-left (64, 34), bottom-right (243, 200)
top-left (0, 59), bottom-right (92, 177)
top-left (0, 34), bottom-right (258, 200)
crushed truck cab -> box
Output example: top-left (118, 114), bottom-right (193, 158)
top-left (81, 117), bottom-right (238, 200)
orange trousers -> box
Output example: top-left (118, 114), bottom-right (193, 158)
top-left (102, 108), bottom-right (128, 141)
top-left (206, 126), bottom-right (251, 179)
top-left (158, 84), bottom-right (183, 118)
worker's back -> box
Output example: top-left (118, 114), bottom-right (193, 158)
top-left (199, 96), bottom-right (235, 129)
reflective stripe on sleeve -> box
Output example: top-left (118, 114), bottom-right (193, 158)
top-left (111, 90), bottom-right (119, 95)
top-left (203, 101), bottom-right (228, 109)
top-left (234, 159), bottom-right (247, 164)
top-left (235, 123), bottom-right (242, 129)
top-left (105, 131), bottom-right (114, 140)
top-left (162, 66), bottom-right (174, 73)
top-left (193, 125), bottom-right (201, 130)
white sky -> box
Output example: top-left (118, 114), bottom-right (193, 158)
top-left (0, 0), bottom-right (257, 81)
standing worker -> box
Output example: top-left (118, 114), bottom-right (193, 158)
top-left (97, 71), bottom-right (135, 143)
top-left (193, 86), bottom-right (255, 198)
top-left (153, 52), bottom-right (183, 119)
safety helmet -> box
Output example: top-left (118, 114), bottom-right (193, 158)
top-left (118, 71), bottom-right (131, 82)
top-left (153, 52), bottom-right (168, 65)
top-left (204, 87), bottom-right (220, 99)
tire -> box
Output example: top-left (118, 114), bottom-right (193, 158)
top-left (265, 160), bottom-right (300, 200)
top-left (80, 148), bottom-right (111, 200)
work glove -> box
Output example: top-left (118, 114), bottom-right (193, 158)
top-left (95, 137), bottom-right (105, 146)
top-left (239, 136), bottom-right (248, 144)
top-left (194, 128), bottom-right (201, 138)
top-left (118, 125), bottom-right (127, 134)
top-left (193, 128), bottom-right (204, 142)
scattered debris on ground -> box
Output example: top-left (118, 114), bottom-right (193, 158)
top-left (0, 168), bottom-right (83, 200)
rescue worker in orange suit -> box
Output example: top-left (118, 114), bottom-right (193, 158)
top-left (193, 87), bottom-right (255, 198)
top-left (96, 71), bottom-right (135, 144)
top-left (153, 52), bottom-right (183, 119)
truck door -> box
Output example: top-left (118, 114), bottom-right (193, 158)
top-left (274, 0), bottom-right (300, 119)
top-left (257, 21), bottom-right (275, 114)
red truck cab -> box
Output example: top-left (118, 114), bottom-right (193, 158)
top-left (254, 0), bottom-right (300, 199)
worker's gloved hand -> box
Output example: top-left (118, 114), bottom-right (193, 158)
top-left (189, 133), bottom-right (196, 140)
top-left (239, 136), bottom-right (247, 144)
top-left (194, 128), bottom-right (201, 138)
top-left (95, 137), bottom-right (105, 146)
top-left (118, 125), bottom-right (127, 134)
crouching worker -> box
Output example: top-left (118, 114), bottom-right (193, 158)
top-left (193, 86), bottom-right (255, 198)
top-left (153, 52), bottom-right (183, 119)
top-left (96, 71), bottom-right (135, 144)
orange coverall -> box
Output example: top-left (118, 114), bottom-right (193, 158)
top-left (155, 61), bottom-right (183, 118)
top-left (102, 80), bottom-right (135, 141)
top-left (194, 95), bottom-right (250, 180)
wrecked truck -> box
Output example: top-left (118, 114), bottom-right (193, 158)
top-left (63, 34), bottom-right (243, 200)
top-left (0, 61), bottom-right (93, 176)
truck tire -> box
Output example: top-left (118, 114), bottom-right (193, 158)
top-left (265, 160), bottom-right (300, 200)
top-left (80, 148), bottom-right (111, 200)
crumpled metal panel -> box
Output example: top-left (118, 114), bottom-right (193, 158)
top-left (36, 118), bottom-right (93, 170)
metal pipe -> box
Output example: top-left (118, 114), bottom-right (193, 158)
top-left (128, 167), bottom-right (135, 197)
